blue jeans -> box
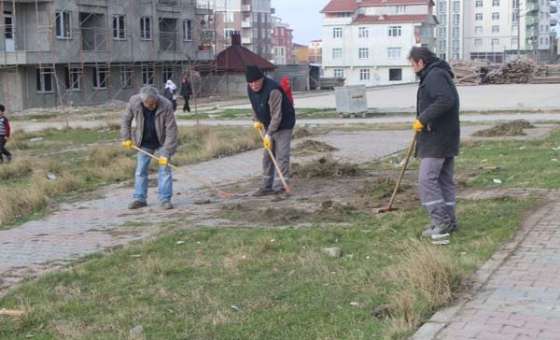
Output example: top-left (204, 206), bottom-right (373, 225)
top-left (133, 149), bottom-right (173, 203)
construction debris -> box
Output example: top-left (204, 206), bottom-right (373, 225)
top-left (292, 157), bottom-right (361, 179)
top-left (452, 60), bottom-right (560, 86)
top-left (484, 60), bottom-right (535, 84)
top-left (473, 120), bottom-right (535, 137)
top-left (293, 140), bottom-right (338, 157)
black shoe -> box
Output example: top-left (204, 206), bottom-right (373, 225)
top-left (253, 188), bottom-right (274, 197)
top-left (128, 200), bottom-right (147, 209)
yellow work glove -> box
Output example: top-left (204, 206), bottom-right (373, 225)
top-left (253, 121), bottom-right (264, 131)
top-left (159, 156), bottom-right (169, 167)
top-left (122, 139), bottom-right (133, 150)
top-left (413, 119), bottom-right (424, 132)
top-left (263, 134), bottom-right (272, 151)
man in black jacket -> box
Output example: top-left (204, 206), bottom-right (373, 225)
top-left (409, 47), bottom-right (460, 238)
top-left (246, 65), bottom-right (296, 196)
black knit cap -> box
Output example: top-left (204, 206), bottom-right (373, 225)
top-left (245, 65), bottom-right (264, 82)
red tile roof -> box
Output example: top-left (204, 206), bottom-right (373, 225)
top-left (352, 14), bottom-right (433, 24)
top-left (322, 0), bottom-right (433, 13)
top-left (215, 43), bottom-right (275, 73)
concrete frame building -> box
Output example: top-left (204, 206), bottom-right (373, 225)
top-left (434, 0), bottom-right (464, 61)
top-left (0, 0), bottom-right (212, 111)
top-left (321, 0), bottom-right (437, 86)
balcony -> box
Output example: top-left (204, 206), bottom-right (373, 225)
top-left (242, 4), bottom-right (251, 12)
top-left (242, 20), bottom-right (252, 28)
top-left (242, 36), bottom-right (252, 44)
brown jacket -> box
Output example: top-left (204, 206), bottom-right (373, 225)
top-left (121, 94), bottom-right (178, 156)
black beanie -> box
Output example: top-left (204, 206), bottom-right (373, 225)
top-left (245, 65), bottom-right (264, 82)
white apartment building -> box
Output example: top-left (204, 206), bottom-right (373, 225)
top-left (434, 0), bottom-right (465, 61)
top-left (321, 0), bottom-right (437, 86)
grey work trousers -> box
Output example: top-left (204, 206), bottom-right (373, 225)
top-left (263, 129), bottom-right (292, 191)
top-left (418, 157), bottom-right (457, 227)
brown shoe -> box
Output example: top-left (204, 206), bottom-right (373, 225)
top-left (128, 201), bottom-right (147, 209)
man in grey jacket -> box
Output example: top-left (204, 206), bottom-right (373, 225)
top-left (121, 86), bottom-right (178, 210)
top-left (409, 47), bottom-right (461, 238)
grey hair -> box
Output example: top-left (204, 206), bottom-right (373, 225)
top-left (139, 86), bottom-right (159, 101)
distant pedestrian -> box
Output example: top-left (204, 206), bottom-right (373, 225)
top-left (0, 104), bottom-right (12, 164)
top-left (163, 79), bottom-right (178, 112)
top-left (409, 47), bottom-right (461, 238)
top-left (180, 75), bottom-right (193, 113)
top-left (121, 86), bottom-right (178, 210)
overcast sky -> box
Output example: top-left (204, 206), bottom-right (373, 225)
top-left (272, 0), bottom-right (324, 45)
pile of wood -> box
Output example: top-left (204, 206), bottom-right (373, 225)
top-left (483, 60), bottom-right (535, 84)
top-left (451, 61), bottom-right (484, 86)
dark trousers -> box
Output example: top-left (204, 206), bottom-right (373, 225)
top-left (183, 96), bottom-right (191, 112)
top-left (0, 136), bottom-right (12, 162)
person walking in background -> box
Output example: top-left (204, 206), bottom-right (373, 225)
top-left (0, 104), bottom-right (12, 164)
top-left (408, 46), bottom-right (461, 238)
top-left (180, 75), bottom-right (193, 113)
top-left (163, 79), bottom-right (178, 112)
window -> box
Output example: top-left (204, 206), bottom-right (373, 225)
top-left (225, 12), bottom-right (235, 23)
top-left (36, 67), bottom-right (54, 93)
top-left (93, 66), bottom-right (109, 89)
top-left (452, 40), bottom-right (460, 52)
top-left (452, 27), bottom-right (460, 38)
top-left (396, 5), bottom-right (406, 13)
top-left (332, 48), bottom-right (342, 59)
top-left (492, 25), bottom-right (500, 33)
top-left (452, 14), bottom-right (460, 25)
top-left (120, 66), bottom-right (132, 89)
top-left (475, 26), bottom-right (483, 34)
top-left (512, 12), bottom-right (519, 23)
top-left (491, 38), bottom-right (500, 46)
top-left (140, 16), bottom-right (152, 40)
top-left (437, 1), bottom-right (447, 14)
top-left (438, 39), bottom-right (446, 51)
top-left (224, 29), bottom-right (235, 41)
top-left (389, 68), bottom-right (402, 81)
top-left (162, 66), bottom-right (173, 83)
top-left (112, 15), bottom-right (126, 40)
top-left (511, 37), bottom-right (518, 48)
top-left (493, 0), bottom-right (500, 5)
top-left (492, 12), bottom-right (500, 20)
top-left (334, 68), bottom-right (344, 78)
top-left (438, 27), bottom-right (447, 37)
top-left (358, 27), bottom-right (368, 38)
top-left (388, 26), bottom-right (402, 37)
top-left (475, 13), bottom-right (483, 20)
top-left (142, 66), bottom-right (154, 85)
top-left (474, 38), bottom-right (483, 46)
top-left (359, 48), bottom-right (369, 59)
top-left (55, 11), bottom-right (71, 39)
top-left (64, 67), bottom-right (81, 90)
top-left (183, 19), bottom-right (192, 41)
top-left (438, 14), bottom-right (447, 24)
top-left (333, 27), bottom-right (343, 38)
top-left (387, 47), bottom-right (401, 59)
top-left (359, 69), bottom-right (370, 81)
top-left (475, 0), bottom-right (483, 7)
top-left (452, 1), bottom-right (461, 12)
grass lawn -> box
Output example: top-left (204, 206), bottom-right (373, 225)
top-left (177, 108), bottom-right (339, 121)
top-left (0, 197), bottom-right (533, 340)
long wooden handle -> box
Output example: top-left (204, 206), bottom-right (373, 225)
top-left (257, 128), bottom-right (291, 193)
top-left (0, 309), bottom-right (25, 317)
top-left (386, 133), bottom-right (417, 210)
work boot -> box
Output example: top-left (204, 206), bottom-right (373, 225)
top-left (422, 224), bottom-right (454, 238)
top-left (252, 187), bottom-right (274, 197)
top-left (161, 201), bottom-right (174, 210)
top-left (128, 200), bottom-right (147, 210)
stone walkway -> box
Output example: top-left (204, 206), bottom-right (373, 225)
top-left (413, 197), bottom-right (560, 340)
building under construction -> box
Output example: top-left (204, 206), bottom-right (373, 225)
top-left (0, 0), bottom-right (216, 111)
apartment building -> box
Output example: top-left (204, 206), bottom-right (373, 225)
top-left (204, 0), bottom-right (272, 60)
top-left (434, 0), bottom-right (465, 61)
top-left (321, 0), bottom-right (437, 86)
top-left (271, 16), bottom-right (294, 65)
top-left (0, 0), bottom-right (209, 111)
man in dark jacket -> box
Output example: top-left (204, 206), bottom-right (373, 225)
top-left (409, 47), bottom-right (460, 238)
top-left (246, 65), bottom-right (296, 196)
top-left (180, 76), bottom-right (193, 113)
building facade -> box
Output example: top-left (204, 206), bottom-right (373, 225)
top-left (202, 0), bottom-right (272, 60)
top-left (321, 0), bottom-right (437, 86)
top-left (271, 16), bottom-right (294, 65)
top-left (434, 0), bottom-right (464, 61)
top-left (309, 39), bottom-right (323, 64)
top-left (0, 0), bottom-right (211, 111)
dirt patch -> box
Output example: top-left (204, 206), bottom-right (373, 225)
top-left (221, 203), bottom-right (310, 225)
top-left (473, 120), bottom-right (535, 137)
top-left (293, 128), bottom-right (313, 139)
top-left (292, 157), bottom-right (362, 179)
top-left (293, 140), bottom-right (338, 157)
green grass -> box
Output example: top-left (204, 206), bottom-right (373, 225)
top-left (177, 108), bottom-right (339, 120)
top-left (458, 129), bottom-right (560, 188)
top-left (0, 197), bottom-right (534, 340)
